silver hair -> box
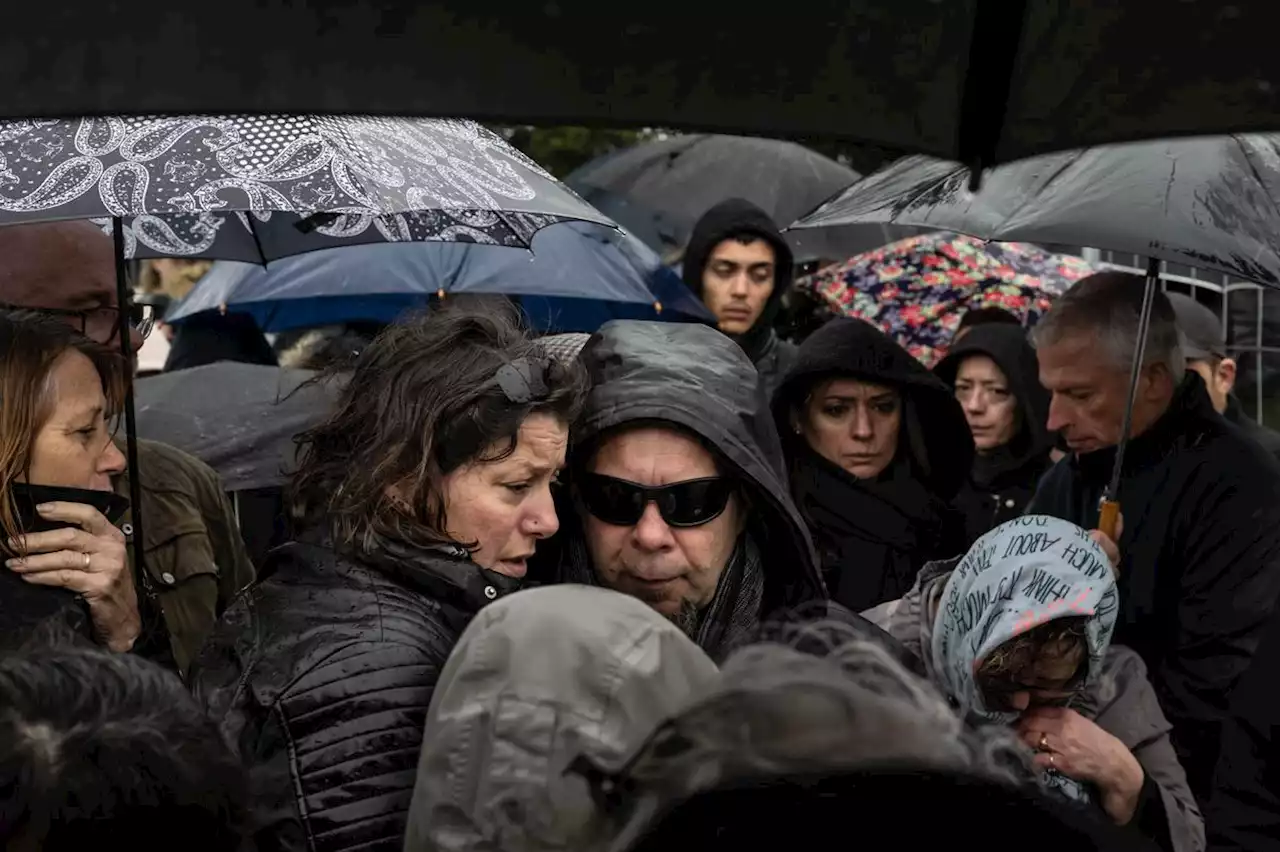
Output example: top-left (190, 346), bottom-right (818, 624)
top-left (1030, 271), bottom-right (1185, 384)
top-left (620, 620), bottom-right (1037, 796)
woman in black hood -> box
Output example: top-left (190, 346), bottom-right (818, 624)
top-left (682, 198), bottom-right (797, 398)
top-left (933, 323), bottom-right (1054, 544)
top-left (772, 318), bottom-right (973, 613)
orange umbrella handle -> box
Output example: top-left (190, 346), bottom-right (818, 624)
top-left (1098, 499), bottom-right (1122, 541)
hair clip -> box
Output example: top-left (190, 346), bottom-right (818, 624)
top-left (493, 356), bottom-right (550, 404)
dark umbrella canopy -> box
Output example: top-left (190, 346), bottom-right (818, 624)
top-left (134, 363), bottom-right (340, 491)
top-left (166, 222), bottom-right (712, 333)
top-left (0, 116), bottom-right (613, 260)
top-left (790, 135), bottom-right (1280, 287)
top-left (4, 3), bottom-right (1279, 170)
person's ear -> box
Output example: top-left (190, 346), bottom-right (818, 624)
top-left (1217, 357), bottom-right (1237, 394)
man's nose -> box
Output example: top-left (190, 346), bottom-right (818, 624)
top-left (727, 272), bottom-right (750, 297)
top-left (127, 324), bottom-right (144, 353)
top-left (1046, 395), bottom-right (1069, 432)
top-left (631, 502), bottom-right (674, 550)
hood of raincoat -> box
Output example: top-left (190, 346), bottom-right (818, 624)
top-left (772, 317), bottom-right (974, 500)
top-left (404, 585), bottom-right (719, 852)
top-left (681, 198), bottom-right (794, 357)
top-left (931, 515), bottom-right (1118, 725)
top-left (572, 320), bottom-right (825, 608)
top-left (934, 323), bottom-right (1053, 465)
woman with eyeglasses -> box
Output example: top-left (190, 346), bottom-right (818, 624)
top-left (771, 318), bottom-right (974, 614)
top-left (190, 301), bottom-right (587, 852)
top-left (0, 311), bottom-right (137, 650)
top-left (865, 516), bottom-right (1203, 852)
top-left (934, 322), bottom-right (1055, 545)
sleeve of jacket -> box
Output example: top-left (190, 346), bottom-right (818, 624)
top-left (259, 642), bottom-right (443, 852)
top-left (1166, 463), bottom-right (1280, 800)
top-left (1207, 609), bottom-right (1280, 852)
top-left (181, 450), bottom-right (257, 611)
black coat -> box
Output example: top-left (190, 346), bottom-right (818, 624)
top-left (934, 324), bottom-right (1054, 545)
top-left (772, 318), bottom-right (974, 613)
top-left (1028, 374), bottom-right (1280, 803)
top-left (1208, 606), bottom-right (1280, 852)
top-left (1226, 395), bottom-right (1280, 466)
top-left (191, 533), bottom-right (519, 852)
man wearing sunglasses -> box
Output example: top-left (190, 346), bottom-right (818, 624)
top-left (0, 221), bottom-right (255, 677)
top-left (550, 320), bottom-right (897, 661)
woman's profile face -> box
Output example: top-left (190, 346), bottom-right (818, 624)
top-left (439, 412), bottom-right (568, 577)
top-left (25, 350), bottom-right (126, 492)
top-left (954, 354), bottom-right (1020, 453)
top-left (798, 376), bottom-right (901, 479)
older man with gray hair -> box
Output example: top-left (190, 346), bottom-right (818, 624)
top-left (1025, 270), bottom-right (1280, 806)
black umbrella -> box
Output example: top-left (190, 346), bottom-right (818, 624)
top-left (790, 134), bottom-right (1280, 539)
top-left (134, 363), bottom-right (339, 492)
top-left (4, 3), bottom-right (1279, 172)
top-left (788, 136), bottom-right (1280, 286)
top-left (567, 135), bottom-right (907, 261)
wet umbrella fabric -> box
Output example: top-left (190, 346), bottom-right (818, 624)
top-left (165, 222), bottom-right (713, 333)
top-left (8, 2), bottom-right (1279, 175)
top-left (790, 135), bottom-right (1280, 288)
top-left (133, 363), bottom-right (339, 492)
top-left (0, 116), bottom-right (614, 261)
top-left (796, 232), bottom-right (1092, 366)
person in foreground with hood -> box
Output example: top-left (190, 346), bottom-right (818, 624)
top-left (681, 198), bottom-right (797, 397)
top-left (404, 584), bottom-right (720, 852)
top-left (865, 516), bottom-right (1203, 852)
top-left (772, 317), bottom-right (973, 613)
top-left (935, 323), bottom-right (1055, 544)
top-left (191, 303), bottom-right (587, 852)
top-left (537, 320), bottom-right (902, 664)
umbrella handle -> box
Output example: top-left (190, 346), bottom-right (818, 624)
top-left (1098, 499), bottom-right (1121, 541)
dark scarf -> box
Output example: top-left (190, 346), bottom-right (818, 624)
top-left (561, 533), bottom-right (765, 661)
top-left (790, 445), bottom-right (952, 612)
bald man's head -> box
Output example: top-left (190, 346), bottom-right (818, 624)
top-left (0, 221), bottom-right (117, 311)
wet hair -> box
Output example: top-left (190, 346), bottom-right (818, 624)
top-left (1030, 271), bottom-right (1185, 384)
top-left (958, 306), bottom-right (1022, 333)
top-left (0, 311), bottom-right (125, 542)
top-left (0, 642), bottom-right (247, 852)
top-left (977, 616), bottom-right (1089, 684)
top-left (290, 299), bottom-right (588, 554)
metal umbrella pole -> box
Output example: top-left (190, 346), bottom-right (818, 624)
top-left (1098, 256), bottom-right (1160, 541)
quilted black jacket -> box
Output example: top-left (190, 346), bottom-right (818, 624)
top-left (190, 532), bottom-right (519, 852)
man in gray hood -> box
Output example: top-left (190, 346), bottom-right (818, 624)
top-left (540, 320), bottom-right (896, 662)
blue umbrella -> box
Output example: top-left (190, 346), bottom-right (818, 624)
top-left (167, 222), bottom-right (712, 333)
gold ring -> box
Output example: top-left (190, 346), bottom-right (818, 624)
top-left (82, 552), bottom-right (91, 570)
top-left (1038, 732), bottom-right (1049, 752)
top-left (1048, 753), bottom-right (1057, 769)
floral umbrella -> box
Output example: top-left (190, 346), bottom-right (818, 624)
top-left (795, 232), bottom-right (1095, 366)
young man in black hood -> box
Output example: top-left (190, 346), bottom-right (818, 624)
top-left (682, 199), bottom-right (797, 397)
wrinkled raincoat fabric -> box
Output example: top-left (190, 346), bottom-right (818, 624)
top-left (681, 199), bottom-right (798, 398)
top-left (538, 320), bottom-right (828, 660)
top-left (772, 317), bottom-right (972, 612)
top-left (934, 323), bottom-right (1054, 543)
top-left (795, 232), bottom-right (1089, 366)
top-left (403, 585), bottom-right (719, 852)
top-left (864, 516), bottom-right (1203, 852)
top-left (192, 533), bottom-right (520, 852)
top-left (790, 136), bottom-right (1280, 287)
top-left (1027, 374), bottom-right (1280, 803)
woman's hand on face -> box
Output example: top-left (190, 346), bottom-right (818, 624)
top-left (5, 502), bottom-right (140, 652)
top-left (1018, 707), bottom-right (1145, 825)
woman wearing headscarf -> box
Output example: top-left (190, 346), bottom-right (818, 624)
top-left (772, 317), bottom-right (973, 613)
top-left (934, 323), bottom-right (1055, 544)
top-left (865, 516), bottom-right (1203, 852)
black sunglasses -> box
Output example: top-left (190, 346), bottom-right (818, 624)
top-left (577, 473), bottom-right (733, 528)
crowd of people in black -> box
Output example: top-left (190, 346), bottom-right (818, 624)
top-left (0, 203), bottom-right (1277, 852)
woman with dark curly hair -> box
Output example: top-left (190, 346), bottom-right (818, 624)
top-left (192, 301), bottom-right (588, 852)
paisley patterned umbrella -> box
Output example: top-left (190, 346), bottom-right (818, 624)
top-left (796, 232), bottom-right (1094, 367)
top-left (0, 115), bottom-right (614, 260)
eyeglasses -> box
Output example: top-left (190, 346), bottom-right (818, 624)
top-left (577, 473), bottom-right (733, 528)
top-left (0, 301), bottom-right (157, 344)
